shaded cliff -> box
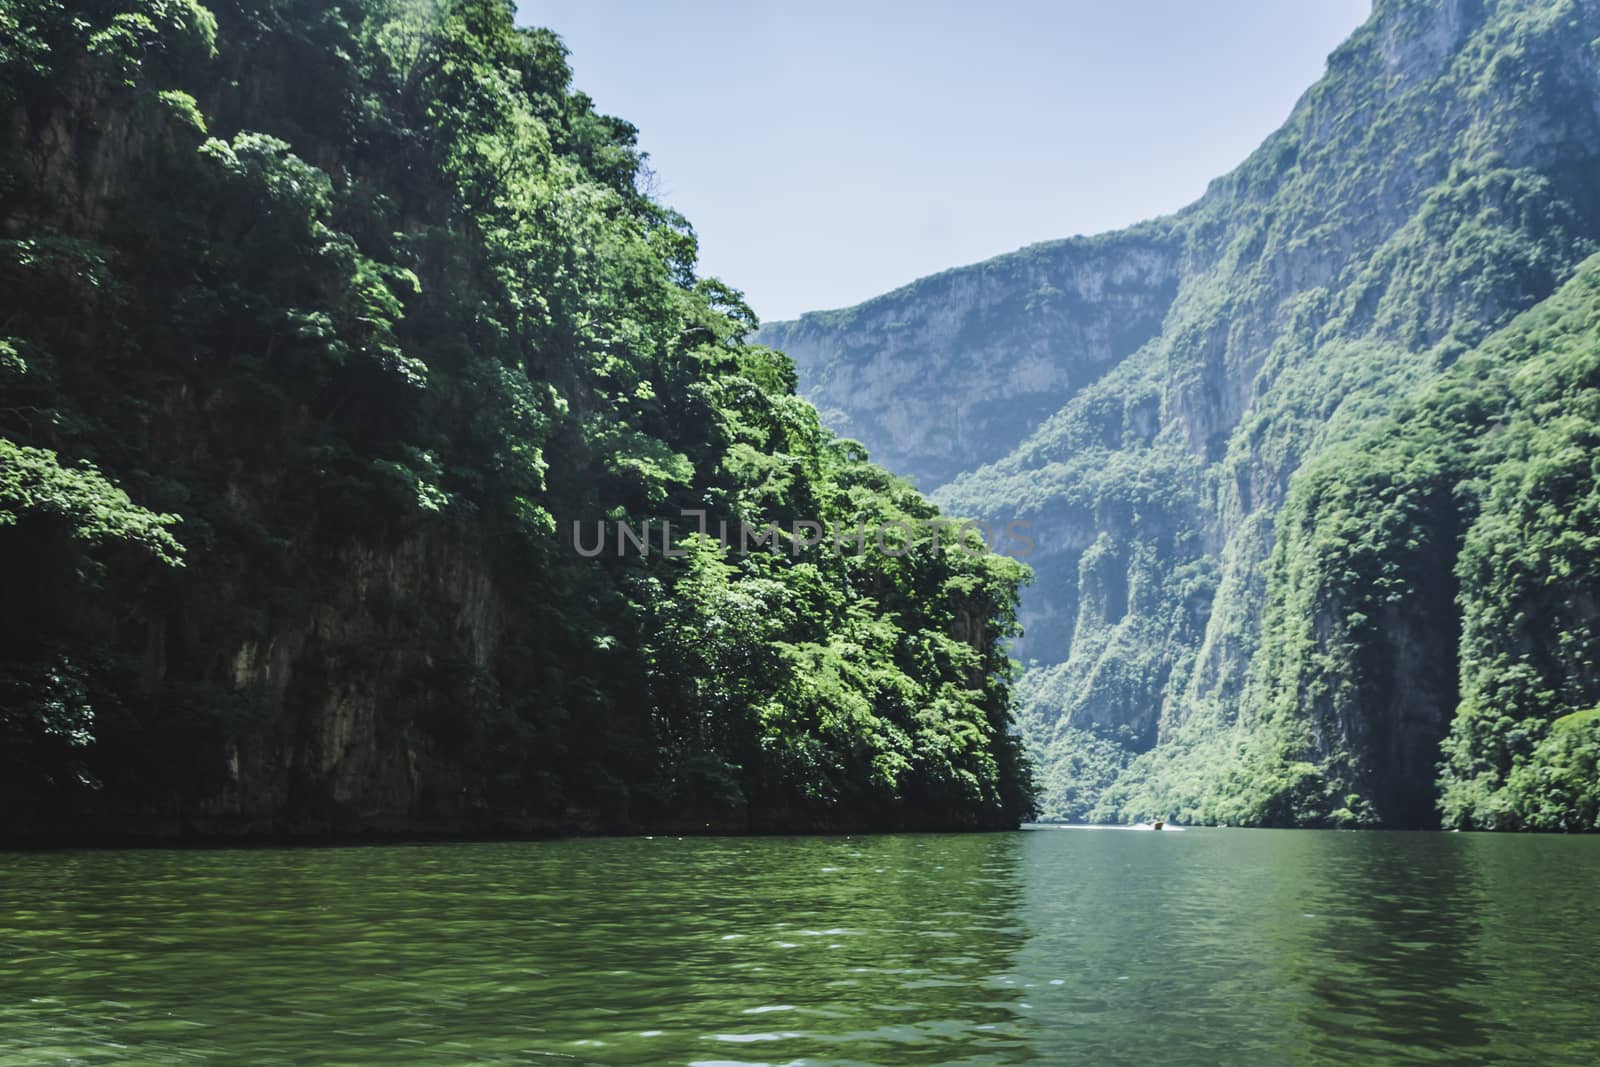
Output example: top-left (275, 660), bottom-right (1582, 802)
top-left (0, 0), bottom-right (1033, 839)
top-left (761, 0), bottom-right (1600, 827)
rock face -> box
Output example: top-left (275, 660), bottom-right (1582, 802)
top-left (187, 528), bottom-right (515, 837)
top-left (758, 0), bottom-right (1600, 826)
top-left (759, 226), bottom-right (1183, 492)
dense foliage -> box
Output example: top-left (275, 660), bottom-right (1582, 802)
top-left (0, 0), bottom-right (1033, 835)
top-left (1097, 259), bottom-right (1600, 828)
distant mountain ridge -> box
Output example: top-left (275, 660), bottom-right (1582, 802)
top-left (759, 0), bottom-right (1600, 828)
top-left (759, 223), bottom-right (1183, 491)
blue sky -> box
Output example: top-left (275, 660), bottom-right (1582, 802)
top-left (514, 1), bottom-right (1372, 323)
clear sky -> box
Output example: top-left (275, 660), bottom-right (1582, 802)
top-left (514, 1), bottom-right (1372, 323)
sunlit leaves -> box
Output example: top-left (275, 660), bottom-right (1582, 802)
top-left (0, 438), bottom-right (183, 565)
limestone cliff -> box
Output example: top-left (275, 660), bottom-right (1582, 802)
top-left (760, 0), bottom-right (1600, 826)
top-left (758, 225), bottom-right (1182, 491)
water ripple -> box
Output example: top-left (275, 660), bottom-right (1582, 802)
top-left (1, 831), bottom-right (1598, 1064)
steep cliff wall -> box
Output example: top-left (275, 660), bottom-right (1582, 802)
top-left (0, 0), bottom-right (1034, 839)
top-left (762, 0), bottom-right (1600, 826)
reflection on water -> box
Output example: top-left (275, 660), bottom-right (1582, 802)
top-left (2, 830), bottom-right (1599, 1065)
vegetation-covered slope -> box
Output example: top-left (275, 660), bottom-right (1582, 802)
top-left (1107, 256), bottom-right (1600, 829)
top-left (0, 0), bottom-right (1033, 838)
top-left (762, 0), bottom-right (1600, 827)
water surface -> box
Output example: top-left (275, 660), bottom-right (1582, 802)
top-left (2, 827), bottom-right (1598, 1064)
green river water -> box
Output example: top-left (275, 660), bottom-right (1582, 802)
top-left (2, 827), bottom-right (1598, 1065)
